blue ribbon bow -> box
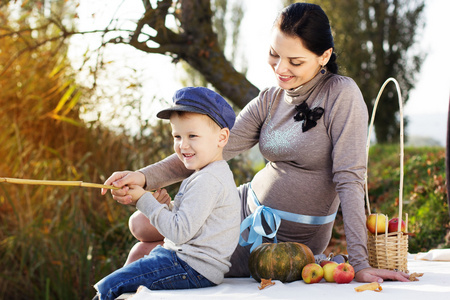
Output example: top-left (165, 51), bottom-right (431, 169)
top-left (239, 204), bottom-right (281, 253)
top-left (239, 183), bottom-right (337, 252)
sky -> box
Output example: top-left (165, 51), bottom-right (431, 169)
top-left (71, 0), bottom-right (450, 145)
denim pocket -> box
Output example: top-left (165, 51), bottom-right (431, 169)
top-left (150, 273), bottom-right (190, 290)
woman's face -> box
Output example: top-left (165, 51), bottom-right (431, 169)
top-left (268, 26), bottom-right (329, 90)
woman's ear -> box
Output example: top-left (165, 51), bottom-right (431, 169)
top-left (218, 128), bottom-right (230, 148)
top-left (320, 47), bottom-right (333, 66)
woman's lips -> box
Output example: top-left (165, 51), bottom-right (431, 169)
top-left (277, 74), bottom-right (294, 82)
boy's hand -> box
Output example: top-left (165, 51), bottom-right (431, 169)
top-left (125, 185), bottom-right (147, 205)
top-left (153, 188), bottom-right (171, 206)
top-left (101, 171), bottom-right (146, 204)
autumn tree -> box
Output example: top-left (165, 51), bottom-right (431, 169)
top-left (110, 0), bottom-right (258, 108)
top-left (178, 0), bottom-right (246, 88)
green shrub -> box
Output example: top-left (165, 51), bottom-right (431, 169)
top-left (366, 145), bottom-right (449, 252)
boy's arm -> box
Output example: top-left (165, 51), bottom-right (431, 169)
top-left (102, 154), bottom-right (190, 203)
top-left (138, 153), bottom-right (194, 190)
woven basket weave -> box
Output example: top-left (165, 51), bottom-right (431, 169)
top-left (365, 78), bottom-right (409, 273)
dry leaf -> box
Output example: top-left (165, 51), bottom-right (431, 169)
top-left (354, 282), bottom-right (382, 292)
top-left (409, 272), bottom-right (424, 281)
top-left (258, 278), bottom-right (275, 290)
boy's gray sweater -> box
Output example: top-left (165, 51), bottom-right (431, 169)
top-left (137, 160), bottom-right (240, 284)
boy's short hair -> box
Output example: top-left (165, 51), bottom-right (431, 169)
top-left (156, 87), bottom-right (236, 129)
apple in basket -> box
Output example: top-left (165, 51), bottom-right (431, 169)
top-left (388, 217), bottom-right (406, 233)
top-left (332, 263), bottom-right (355, 284)
top-left (301, 263), bottom-right (324, 284)
top-left (366, 213), bottom-right (387, 234)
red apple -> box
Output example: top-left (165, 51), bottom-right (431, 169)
top-left (301, 263), bottom-right (324, 284)
top-left (366, 213), bottom-right (387, 234)
top-left (332, 263), bottom-right (355, 284)
top-left (388, 217), bottom-right (406, 233)
top-left (322, 261), bottom-right (338, 282)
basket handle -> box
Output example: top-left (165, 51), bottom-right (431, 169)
top-left (364, 78), bottom-right (404, 227)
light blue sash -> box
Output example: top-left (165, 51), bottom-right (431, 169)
top-left (239, 183), bottom-right (337, 252)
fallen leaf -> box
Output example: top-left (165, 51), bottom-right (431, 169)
top-left (409, 272), bottom-right (424, 281)
top-left (258, 278), bottom-right (275, 290)
top-left (354, 282), bottom-right (382, 292)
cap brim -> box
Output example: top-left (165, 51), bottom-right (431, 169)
top-left (156, 105), bottom-right (207, 120)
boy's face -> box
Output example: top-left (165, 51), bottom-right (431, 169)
top-left (170, 112), bottom-right (229, 171)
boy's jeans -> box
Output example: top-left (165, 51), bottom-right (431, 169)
top-left (94, 245), bottom-right (215, 300)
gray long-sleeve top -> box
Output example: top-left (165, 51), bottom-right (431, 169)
top-left (137, 160), bottom-right (241, 284)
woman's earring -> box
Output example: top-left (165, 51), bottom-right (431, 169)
top-left (320, 65), bottom-right (326, 74)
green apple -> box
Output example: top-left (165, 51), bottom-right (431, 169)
top-left (332, 263), bottom-right (355, 284)
top-left (322, 261), bottom-right (338, 282)
top-left (301, 263), bottom-right (324, 284)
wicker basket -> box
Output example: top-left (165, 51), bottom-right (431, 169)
top-left (367, 219), bottom-right (408, 272)
top-left (365, 78), bottom-right (409, 273)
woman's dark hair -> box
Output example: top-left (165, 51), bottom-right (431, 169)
top-left (276, 3), bottom-right (338, 74)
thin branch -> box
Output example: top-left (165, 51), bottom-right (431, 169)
top-left (0, 24), bottom-right (49, 38)
top-left (0, 25), bottom-right (136, 77)
top-left (0, 177), bottom-right (119, 190)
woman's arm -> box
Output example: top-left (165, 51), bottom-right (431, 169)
top-left (224, 88), bottom-right (274, 160)
top-left (325, 76), bottom-right (370, 273)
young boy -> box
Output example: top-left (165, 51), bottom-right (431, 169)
top-left (93, 87), bottom-right (241, 300)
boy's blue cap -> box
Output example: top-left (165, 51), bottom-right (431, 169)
top-left (157, 87), bottom-right (236, 129)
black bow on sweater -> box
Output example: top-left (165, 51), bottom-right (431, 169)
top-left (293, 102), bottom-right (324, 132)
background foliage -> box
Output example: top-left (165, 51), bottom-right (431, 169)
top-left (366, 145), bottom-right (449, 252)
top-left (326, 145), bottom-right (449, 256)
top-left (0, 4), bottom-right (174, 299)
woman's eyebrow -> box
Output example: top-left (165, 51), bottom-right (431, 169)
top-left (270, 47), bottom-right (306, 59)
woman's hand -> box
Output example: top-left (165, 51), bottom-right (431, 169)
top-left (355, 267), bottom-right (410, 283)
top-left (101, 171), bottom-right (146, 203)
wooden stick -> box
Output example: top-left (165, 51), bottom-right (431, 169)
top-left (0, 177), bottom-right (120, 190)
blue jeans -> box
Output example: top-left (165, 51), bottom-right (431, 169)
top-left (94, 245), bottom-right (215, 300)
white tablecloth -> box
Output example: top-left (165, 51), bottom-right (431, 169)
top-left (117, 253), bottom-right (450, 300)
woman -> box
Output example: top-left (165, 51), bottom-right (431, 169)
top-left (104, 3), bottom-right (410, 283)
